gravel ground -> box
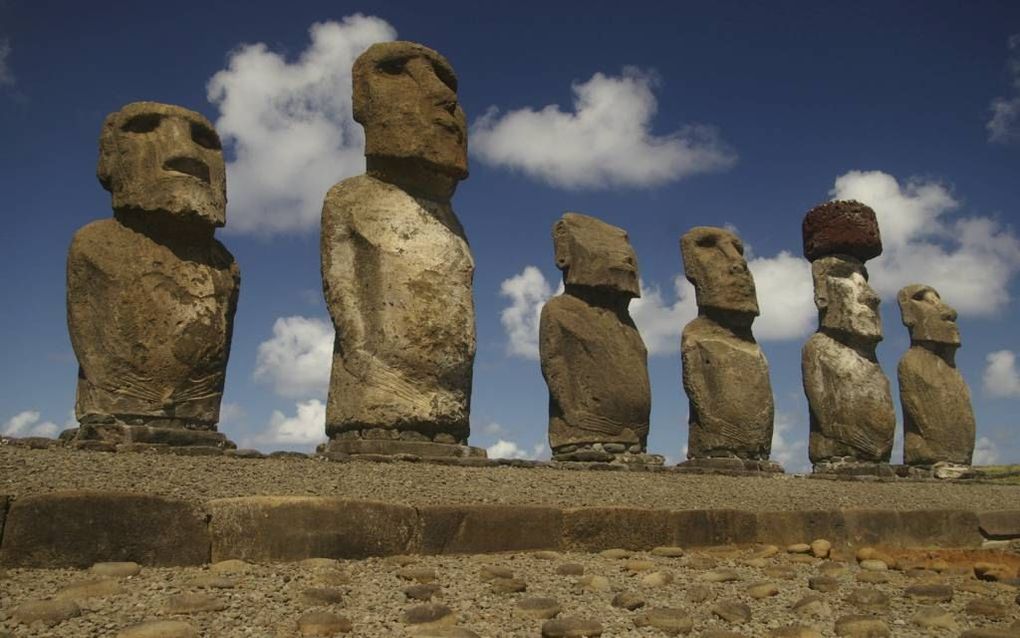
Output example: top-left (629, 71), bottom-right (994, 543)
top-left (2, 546), bottom-right (1018, 637)
top-left (2, 447), bottom-right (1020, 511)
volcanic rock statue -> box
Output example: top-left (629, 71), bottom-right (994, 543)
top-left (320, 41), bottom-right (483, 458)
top-left (540, 213), bottom-right (658, 464)
top-left (897, 284), bottom-right (975, 474)
top-left (66, 102), bottom-right (239, 448)
top-left (679, 227), bottom-right (779, 472)
top-left (801, 201), bottom-right (895, 473)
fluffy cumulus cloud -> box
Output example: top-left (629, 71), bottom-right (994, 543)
top-left (207, 15), bottom-right (396, 234)
top-left (973, 436), bottom-right (1001, 466)
top-left (2, 410), bottom-right (68, 438)
top-left (0, 38), bottom-right (13, 86)
top-left (250, 399), bottom-right (327, 449)
top-left (747, 251), bottom-right (815, 341)
top-left (499, 266), bottom-right (557, 359)
top-left (471, 67), bottom-right (736, 189)
top-left (987, 34), bottom-right (1020, 144)
top-left (629, 276), bottom-right (696, 356)
top-left (770, 411), bottom-right (809, 473)
top-left (983, 350), bottom-right (1020, 398)
top-left (254, 316), bottom-right (334, 398)
top-left (832, 170), bottom-right (1020, 315)
top-left (486, 438), bottom-right (549, 460)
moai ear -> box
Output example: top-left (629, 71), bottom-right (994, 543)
top-left (897, 284), bottom-right (927, 329)
top-left (96, 113), bottom-right (119, 192)
top-left (552, 219), bottom-right (572, 272)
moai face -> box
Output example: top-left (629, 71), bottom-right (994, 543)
top-left (553, 212), bottom-right (640, 298)
top-left (353, 41), bottom-right (468, 180)
top-left (680, 226), bottom-right (758, 315)
top-left (898, 284), bottom-right (960, 346)
top-left (813, 257), bottom-right (882, 341)
top-left (98, 102), bottom-right (226, 227)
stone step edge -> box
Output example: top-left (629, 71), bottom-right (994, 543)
top-left (0, 491), bottom-right (1016, 568)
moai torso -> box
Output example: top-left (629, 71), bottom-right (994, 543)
top-left (68, 218), bottom-right (239, 427)
top-left (321, 175), bottom-right (475, 440)
top-left (541, 293), bottom-right (650, 449)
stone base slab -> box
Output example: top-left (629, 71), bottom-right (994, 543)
top-left (318, 438), bottom-right (487, 459)
top-left (69, 424), bottom-right (237, 450)
top-left (811, 460), bottom-right (897, 477)
top-left (677, 457), bottom-right (785, 474)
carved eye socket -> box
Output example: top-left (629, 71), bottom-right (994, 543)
top-left (121, 113), bottom-right (162, 133)
top-left (432, 62), bottom-right (458, 92)
top-left (378, 57), bottom-right (406, 75)
top-left (696, 235), bottom-right (717, 248)
top-left (190, 122), bottom-right (221, 151)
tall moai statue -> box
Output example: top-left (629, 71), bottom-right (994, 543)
top-left (679, 227), bottom-right (780, 472)
top-left (66, 102), bottom-right (239, 448)
top-left (801, 201), bottom-right (895, 473)
top-left (540, 213), bottom-right (659, 464)
top-left (320, 41), bottom-right (483, 458)
top-left (897, 284), bottom-right (975, 474)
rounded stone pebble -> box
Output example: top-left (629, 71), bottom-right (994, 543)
top-left (910, 605), bottom-right (957, 630)
top-left (516, 597), bottom-right (562, 619)
top-left (791, 594), bottom-right (830, 618)
top-left (56, 577), bottom-right (125, 600)
top-left (844, 588), bottom-right (889, 611)
top-left (810, 539), bottom-right (832, 558)
top-left (787, 543), bottom-right (811, 554)
top-left (770, 626), bottom-right (823, 638)
top-left (633, 608), bottom-right (693, 634)
top-left (711, 600), bottom-right (751, 623)
top-left (808, 575), bottom-right (839, 592)
top-left (13, 598), bottom-right (81, 627)
top-left (858, 559), bottom-right (887, 571)
top-left (641, 570), bottom-right (673, 587)
top-left (542, 617), bottom-right (603, 637)
top-left (747, 581), bottom-right (779, 598)
top-left (480, 564), bottom-right (514, 580)
top-left (413, 629), bottom-right (481, 638)
top-left (165, 592), bottom-right (227, 613)
top-left (398, 566), bottom-right (438, 583)
top-left (611, 591), bottom-right (646, 610)
top-left (833, 614), bottom-right (889, 637)
top-left (556, 563), bottom-right (584, 576)
top-left (576, 574), bottom-right (611, 592)
top-left (404, 583), bottom-right (441, 601)
top-left (209, 559), bottom-right (252, 574)
top-left (855, 571), bottom-right (890, 584)
top-left (703, 568), bottom-right (741, 582)
top-left (702, 632), bottom-right (748, 638)
top-left (402, 603), bottom-right (456, 628)
top-left (624, 559), bottom-right (655, 572)
top-left (965, 597), bottom-right (1010, 618)
top-left (686, 584), bottom-right (713, 602)
top-left (599, 548), bottom-right (630, 559)
top-left (301, 587), bottom-right (344, 605)
top-left (91, 561), bottom-right (142, 577)
top-left (297, 611), bottom-right (352, 636)
top-left (116, 620), bottom-right (199, 638)
top-left (650, 546), bottom-right (685, 557)
top-left (490, 577), bottom-right (527, 594)
top-left (904, 583), bottom-right (952, 602)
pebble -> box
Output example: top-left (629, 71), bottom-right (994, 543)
top-left (770, 626), bottom-right (823, 638)
top-left (959, 629), bottom-right (1020, 638)
top-left (974, 561), bottom-right (1015, 582)
top-left (165, 592), bottom-right (227, 613)
top-left (55, 577), bottom-right (125, 600)
top-left (764, 566), bottom-right (797, 580)
top-left (404, 583), bottom-right (441, 601)
top-left (958, 580), bottom-right (995, 595)
top-left (490, 577), bottom-right (527, 594)
top-left (810, 539), bottom-right (832, 558)
top-left (91, 561), bottom-right (142, 577)
top-left (633, 607), bottom-right (693, 634)
top-left (858, 559), bottom-right (887, 571)
top-left (903, 582), bottom-right (952, 601)
top-left (702, 632), bottom-right (748, 638)
top-left (910, 605), bottom-right (958, 630)
top-left (611, 591), bottom-right (646, 610)
top-left (703, 568), bottom-right (742, 582)
top-left (598, 548), bottom-right (630, 559)
top-left (743, 557), bottom-right (768, 568)
top-left (402, 603), bottom-right (457, 628)
top-left (844, 588), bottom-right (889, 611)
top-left (555, 562), bottom-right (585, 576)
top-left (855, 548), bottom-right (896, 569)
top-left (116, 620), bottom-right (199, 638)
top-left (641, 570), bottom-right (673, 587)
top-left (296, 611), bottom-right (353, 635)
top-left (516, 597), bottom-right (562, 619)
top-left (12, 598), bottom-right (81, 626)
top-left (650, 546), bottom-right (685, 557)
top-left (624, 559), bottom-right (655, 572)
top-left (787, 543), bottom-right (812, 554)
top-left (541, 617), bottom-right (604, 637)
top-left (965, 597), bottom-right (1010, 618)
top-left (686, 555), bottom-right (719, 570)
top-left (808, 575), bottom-right (839, 592)
top-left (686, 584), bottom-right (714, 602)
top-left (855, 571), bottom-right (890, 584)
top-left (209, 559), bottom-right (251, 574)
top-left (414, 629), bottom-right (481, 638)
top-left (751, 544), bottom-right (780, 559)
top-left (188, 575), bottom-right (237, 588)
top-left (834, 614), bottom-right (890, 637)
top-left (398, 566), bottom-right (438, 583)
top-left (791, 594), bottom-right (830, 618)
top-left (711, 600), bottom-right (752, 623)
top-left (747, 581), bottom-right (780, 598)
top-left (301, 587), bottom-right (345, 605)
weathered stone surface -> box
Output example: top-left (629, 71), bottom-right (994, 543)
top-left (542, 617), bottom-right (604, 637)
top-left (420, 504), bottom-right (561, 554)
top-left (680, 226), bottom-right (774, 461)
top-left (0, 491), bottom-right (208, 567)
top-left (207, 497), bottom-right (417, 561)
top-left (517, 597), bottom-right (561, 619)
top-left (12, 598), bottom-right (81, 626)
top-left (116, 620), bottom-right (199, 638)
top-left (69, 102), bottom-right (238, 436)
top-left (320, 439), bottom-right (485, 458)
top-left (675, 509), bottom-right (758, 547)
top-left (563, 507), bottom-right (673, 551)
top-left (897, 284), bottom-right (975, 466)
top-left (323, 41), bottom-right (474, 446)
top-left (402, 603), bottom-right (456, 627)
top-left (297, 611), bottom-right (353, 635)
top-left (833, 614), bottom-right (890, 637)
top-left (91, 561), bottom-right (142, 577)
top-left (541, 213), bottom-right (648, 454)
top-left (978, 510), bottom-right (1020, 539)
top-left (56, 578), bottom-right (126, 600)
top-left (634, 608), bottom-right (694, 634)
top-left (802, 200), bottom-right (882, 262)
top-left (803, 255), bottom-right (894, 466)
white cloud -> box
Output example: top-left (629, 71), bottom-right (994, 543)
top-left (487, 438), bottom-right (549, 460)
top-left (770, 411), bottom-right (809, 473)
top-left (2, 410), bottom-right (60, 438)
top-left (482, 422), bottom-right (507, 436)
top-left (499, 266), bottom-right (558, 359)
top-left (254, 316), bottom-right (334, 398)
top-left (250, 399), bottom-right (326, 449)
top-left (629, 276), bottom-right (696, 356)
top-left (747, 251), bottom-right (815, 341)
top-left (207, 15), bottom-right (396, 234)
top-left (987, 34), bottom-right (1020, 144)
top-left (831, 170), bottom-right (1020, 316)
top-left (0, 38), bottom-right (13, 87)
top-left (983, 350), bottom-right (1020, 398)
top-left (219, 402), bottom-right (246, 424)
top-left (471, 67), bottom-right (736, 189)
top-left (973, 436), bottom-right (1001, 466)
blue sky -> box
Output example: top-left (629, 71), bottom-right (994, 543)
top-left (2, 1), bottom-right (1019, 469)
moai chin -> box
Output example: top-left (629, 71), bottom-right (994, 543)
top-left (540, 212), bottom-right (658, 464)
top-left (897, 284), bottom-right (975, 473)
top-left (679, 227), bottom-right (779, 471)
top-left (801, 201), bottom-right (895, 473)
top-left (66, 101), bottom-right (239, 448)
top-left (319, 41), bottom-right (483, 458)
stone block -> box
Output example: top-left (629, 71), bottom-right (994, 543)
top-left (419, 504), bottom-right (561, 554)
top-left (977, 511), bottom-right (1020, 539)
top-left (0, 491), bottom-right (209, 567)
top-left (562, 507), bottom-right (675, 551)
top-left (321, 439), bottom-right (486, 458)
top-left (674, 509), bottom-right (758, 547)
top-left (755, 511), bottom-right (847, 546)
top-left (207, 497), bottom-right (417, 562)
top-left (843, 509), bottom-right (981, 548)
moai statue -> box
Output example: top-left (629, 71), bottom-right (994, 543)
top-left (897, 284), bottom-right (975, 475)
top-left (801, 201), bottom-right (895, 473)
top-left (320, 41), bottom-right (483, 458)
top-left (66, 102), bottom-right (239, 448)
top-left (679, 227), bottom-right (779, 472)
top-left (540, 212), bottom-right (658, 464)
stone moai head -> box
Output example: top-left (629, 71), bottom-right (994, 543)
top-left (553, 212), bottom-right (640, 298)
top-left (353, 41), bottom-right (468, 182)
top-left (680, 226), bottom-right (758, 316)
top-left (898, 284), bottom-right (960, 346)
top-left (98, 102), bottom-right (226, 227)
top-left (811, 256), bottom-right (882, 341)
